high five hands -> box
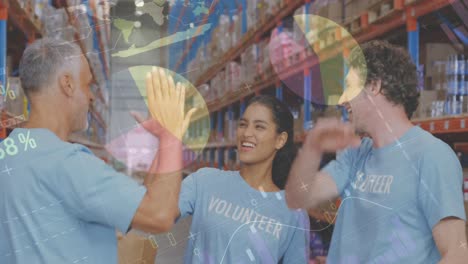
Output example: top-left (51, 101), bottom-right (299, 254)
top-left (132, 67), bottom-right (197, 142)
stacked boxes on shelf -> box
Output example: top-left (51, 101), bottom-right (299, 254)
top-left (240, 44), bottom-right (257, 85)
top-left (367, 0), bottom-right (397, 24)
top-left (414, 43), bottom-right (468, 119)
top-left (218, 15), bottom-right (233, 53)
top-left (223, 109), bottom-right (237, 143)
top-left (191, 0), bottom-right (349, 106)
top-left (197, 84), bottom-right (215, 103)
top-left (344, 0), bottom-right (369, 32)
top-left (211, 70), bottom-right (226, 101)
top-left (231, 14), bottom-right (242, 49)
top-left (246, 0), bottom-right (259, 29)
top-left (205, 61), bottom-right (241, 101)
top-left (186, 0), bottom-right (288, 90)
top-left (314, 0), bottom-right (343, 24)
top-left (226, 61), bottom-right (241, 95)
top-left (344, 0), bottom-right (368, 22)
top-left (256, 39), bottom-right (272, 80)
top-left (269, 26), bottom-right (304, 74)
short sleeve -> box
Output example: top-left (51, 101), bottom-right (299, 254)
top-left (56, 146), bottom-right (146, 233)
top-left (178, 171), bottom-right (198, 220)
top-left (281, 211), bottom-right (310, 263)
top-left (418, 143), bottom-right (466, 229)
top-left (322, 148), bottom-right (355, 196)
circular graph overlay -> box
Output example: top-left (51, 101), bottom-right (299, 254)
top-left (269, 15), bottom-right (367, 106)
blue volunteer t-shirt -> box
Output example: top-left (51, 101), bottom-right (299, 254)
top-left (323, 126), bottom-right (466, 264)
top-left (178, 168), bottom-right (310, 264)
top-left (0, 128), bottom-right (146, 264)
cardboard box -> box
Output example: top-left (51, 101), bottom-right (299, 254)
top-left (414, 90), bottom-right (437, 119)
top-left (118, 231), bottom-right (157, 264)
top-left (424, 43), bottom-right (457, 79)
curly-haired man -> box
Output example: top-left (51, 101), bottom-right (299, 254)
top-left (286, 40), bottom-right (467, 263)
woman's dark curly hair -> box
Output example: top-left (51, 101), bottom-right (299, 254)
top-left (246, 95), bottom-right (297, 190)
top-left (348, 40), bottom-right (420, 118)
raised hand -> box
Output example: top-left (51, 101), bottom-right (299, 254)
top-left (304, 118), bottom-right (361, 153)
top-left (144, 67), bottom-right (197, 141)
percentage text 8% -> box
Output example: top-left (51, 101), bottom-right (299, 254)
top-left (0, 132), bottom-right (37, 159)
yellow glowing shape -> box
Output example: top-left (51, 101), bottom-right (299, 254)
top-left (112, 24), bottom-right (212, 58)
top-left (114, 18), bottom-right (135, 43)
top-left (293, 15), bottom-right (367, 105)
top-left (128, 66), bottom-right (210, 153)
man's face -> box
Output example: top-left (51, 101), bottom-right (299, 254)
top-left (339, 68), bottom-right (372, 134)
top-left (71, 56), bottom-right (95, 132)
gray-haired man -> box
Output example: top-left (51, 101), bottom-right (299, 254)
top-left (0, 38), bottom-right (192, 263)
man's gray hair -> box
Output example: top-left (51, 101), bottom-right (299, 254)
top-left (19, 38), bottom-right (82, 96)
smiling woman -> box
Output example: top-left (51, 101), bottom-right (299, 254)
top-left (174, 95), bottom-right (310, 264)
top-left (237, 95), bottom-right (298, 190)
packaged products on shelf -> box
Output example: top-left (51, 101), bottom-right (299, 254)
top-left (427, 53), bottom-right (468, 117)
top-left (312, 0), bottom-right (343, 24)
top-left (211, 70), bottom-right (226, 99)
top-left (256, 39), bottom-right (271, 79)
top-left (269, 26), bottom-right (304, 74)
top-left (218, 15), bottom-right (232, 53)
top-left (241, 45), bottom-right (257, 84)
top-left (246, 0), bottom-right (259, 29)
top-left (223, 110), bottom-right (237, 143)
top-left (226, 61), bottom-right (241, 94)
top-left (293, 3), bottom-right (319, 48)
top-left (344, 0), bottom-right (368, 22)
top-left (208, 27), bottom-right (223, 62)
top-left (198, 84), bottom-right (213, 102)
top-left (231, 14), bottom-right (241, 48)
top-left (415, 90), bottom-right (437, 119)
top-left (187, 48), bottom-right (207, 83)
top-left (445, 54), bottom-right (467, 115)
